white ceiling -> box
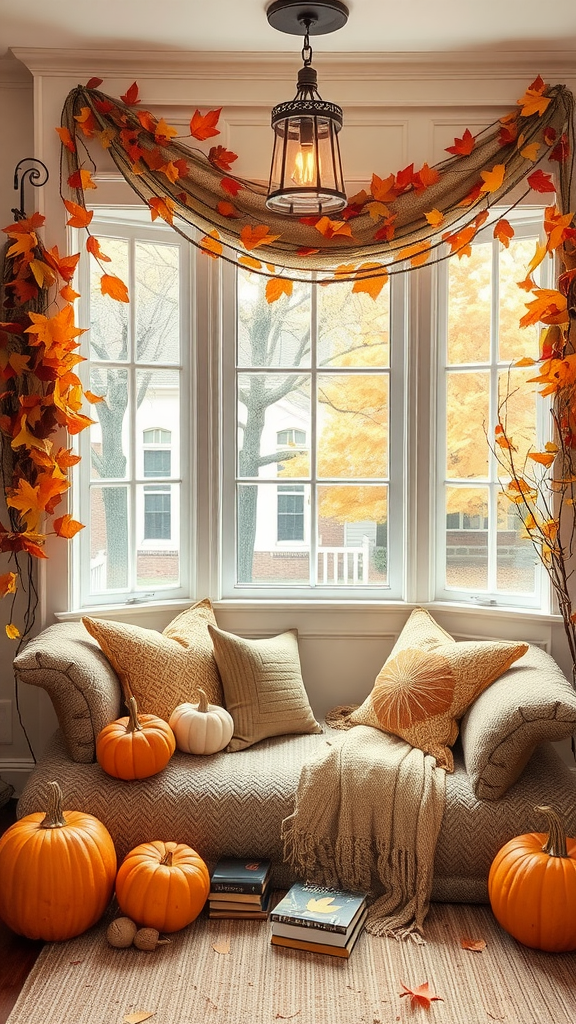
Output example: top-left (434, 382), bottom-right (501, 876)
top-left (1, 0), bottom-right (576, 60)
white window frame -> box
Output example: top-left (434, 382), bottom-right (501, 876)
top-left (434, 207), bottom-right (551, 610)
top-left (73, 212), bottom-right (193, 608)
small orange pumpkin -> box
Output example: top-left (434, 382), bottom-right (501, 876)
top-left (115, 840), bottom-right (210, 932)
top-left (0, 781), bottom-right (117, 941)
top-left (96, 695), bottom-right (176, 780)
top-left (488, 804), bottom-right (576, 952)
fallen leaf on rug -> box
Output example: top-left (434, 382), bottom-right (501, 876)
top-left (212, 939), bottom-right (231, 954)
top-left (123, 1012), bottom-right (156, 1023)
top-left (460, 937), bottom-right (487, 952)
top-left (399, 981), bottom-right (443, 1009)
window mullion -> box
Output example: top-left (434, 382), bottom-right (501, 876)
top-left (309, 281), bottom-right (318, 587)
top-left (488, 236), bottom-right (500, 595)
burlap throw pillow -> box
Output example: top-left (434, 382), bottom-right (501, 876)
top-left (349, 639), bottom-right (528, 771)
top-left (82, 598), bottom-right (223, 722)
top-left (207, 624), bottom-right (322, 752)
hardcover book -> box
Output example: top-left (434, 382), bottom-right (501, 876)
top-left (270, 908), bottom-right (368, 959)
top-left (210, 857), bottom-right (271, 894)
top-left (209, 892), bottom-right (271, 915)
top-left (208, 889), bottom-right (269, 904)
top-left (270, 882), bottom-right (368, 934)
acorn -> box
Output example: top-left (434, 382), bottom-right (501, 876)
top-left (106, 917), bottom-right (138, 948)
top-left (133, 927), bottom-right (171, 952)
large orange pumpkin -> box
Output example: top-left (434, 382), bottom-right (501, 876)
top-left (0, 781), bottom-right (117, 941)
top-left (96, 696), bottom-right (176, 780)
top-left (488, 805), bottom-right (576, 952)
top-left (115, 840), bottom-right (210, 932)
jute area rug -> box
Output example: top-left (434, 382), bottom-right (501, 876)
top-left (6, 901), bottom-right (576, 1024)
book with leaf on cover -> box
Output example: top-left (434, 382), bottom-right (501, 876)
top-left (269, 882), bottom-right (368, 935)
top-left (210, 857), bottom-right (271, 894)
top-left (270, 907), bottom-right (368, 958)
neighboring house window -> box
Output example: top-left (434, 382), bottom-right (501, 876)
top-left (276, 429), bottom-right (307, 543)
top-left (75, 213), bottom-right (189, 606)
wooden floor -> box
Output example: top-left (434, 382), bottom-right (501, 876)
top-left (0, 800), bottom-right (43, 1024)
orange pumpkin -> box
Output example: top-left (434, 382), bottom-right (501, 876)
top-left (0, 781), bottom-right (117, 941)
top-left (488, 805), bottom-right (576, 952)
top-left (96, 695), bottom-right (176, 780)
top-left (115, 840), bottom-right (210, 932)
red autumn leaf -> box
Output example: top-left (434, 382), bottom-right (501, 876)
top-left (458, 180), bottom-right (484, 207)
top-left (296, 246), bottom-right (320, 256)
top-left (120, 82), bottom-right (140, 105)
top-left (265, 277), bottom-right (293, 303)
top-left (395, 163), bottom-right (415, 193)
top-left (73, 106), bottom-right (98, 137)
top-left (399, 981), bottom-right (443, 1009)
top-left (209, 146), bottom-right (238, 172)
top-left (94, 99), bottom-right (114, 115)
top-left (101, 274), bottom-right (129, 303)
top-left (86, 236), bottom-right (112, 262)
top-left (63, 200), bottom-right (94, 228)
top-left (543, 127), bottom-right (557, 146)
top-left (85, 77), bottom-right (103, 89)
top-left (412, 162), bottom-right (440, 192)
top-left (120, 127), bottom-right (145, 163)
top-left (216, 200), bottom-right (240, 218)
top-left (67, 169), bottom-right (97, 191)
top-left (527, 168), bottom-right (556, 193)
top-left (494, 218), bottom-right (515, 247)
top-left (498, 120), bottom-right (519, 146)
top-left (55, 126), bottom-right (76, 152)
top-left (8, 279), bottom-right (38, 305)
top-left (53, 514), bottom-right (85, 539)
top-left (373, 214), bottom-right (397, 241)
top-left (190, 107), bottom-right (222, 140)
top-left (446, 127), bottom-right (475, 156)
top-left (240, 224), bottom-right (281, 250)
top-left (550, 133), bottom-right (570, 163)
top-left (220, 176), bottom-right (242, 197)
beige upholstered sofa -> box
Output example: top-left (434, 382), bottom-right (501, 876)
top-left (14, 616), bottom-right (576, 902)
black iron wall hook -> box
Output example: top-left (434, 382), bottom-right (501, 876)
top-left (11, 158), bottom-right (50, 220)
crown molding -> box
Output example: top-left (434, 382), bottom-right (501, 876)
top-left (10, 47), bottom-right (576, 83)
top-left (0, 53), bottom-right (33, 88)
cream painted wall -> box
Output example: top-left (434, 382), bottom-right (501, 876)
top-left (1, 47), bottom-right (576, 792)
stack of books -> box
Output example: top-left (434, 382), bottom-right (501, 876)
top-left (270, 882), bottom-right (368, 958)
top-left (208, 857), bottom-right (272, 919)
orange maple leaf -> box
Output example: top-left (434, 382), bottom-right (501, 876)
top-left (209, 146), bottom-right (238, 172)
top-left (53, 514), bottom-right (85, 539)
top-left (399, 981), bottom-right (443, 1010)
top-left (425, 208), bottom-right (445, 227)
top-left (240, 225), bottom-right (281, 250)
top-left (313, 216), bottom-right (352, 240)
top-left (190, 107), bottom-right (222, 140)
top-left (480, 163), bottom-right (506, 194)
top-left (216, 200), bottom-right (240, 218)
top-left (154, 118), bottom-right (178, 145)
top-left (520, 289), bottom-right (568, 328)
top-left (352, 263), bottom-right (389, 300)
top-left (517, 76), bottom-right (551, 117)
top-left (67, 169), bottom-right (97, 191)
top-left (73, 106), bottom-right (98, 137)
top-left (0, 572), bottom-right (17, 598)
top-left (149, 196), bottom-right (176, 225)
top-left (60, 284), bottom-right (80, 302)
top-left (371, 172), bottom-right (400, 204)
top-left (396, 240), bottom-right (432, 267)
top-left (136, 109), bottom-right (157, 133)
top-left (493, 218), bottom-right (515, 247)
top-left (199, 229), bottom-right (223, 259)
top-left (445, 127), bottom-right (475, 156)
top-left (54, 447), bottom-right (82, 470)
top-left (86, 236), bottom-right (112, 262)
top-left (43, 246), bottom-right (81, 283)
top-left (55, 126), bottom-right (76, 152)
top-left (238, 255), bottom-right (262, 271)
top-left (265, 277), bottom-right (293, 303)
top-left (101, 274), bottom-right (129, 303)
top-left (120, 82), bottom-right (140, 105)
top-left (412, 162), bottom-right (440, 192)
top-left (63, 200), bottom-right (94, 228)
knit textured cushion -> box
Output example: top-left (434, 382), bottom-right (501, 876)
top-left (82, 599), bottom-right (223, 722)
top-left (207, 624), bottom-right (322, 752)
top-left (349, 639), bottom-right (529, 771)
top-left (460, 643), bottom-right (576, 800)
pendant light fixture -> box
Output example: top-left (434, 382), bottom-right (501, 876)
top-left (265, 0), bottom-right (349, 216)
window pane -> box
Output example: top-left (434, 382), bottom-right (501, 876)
top-left (445, 485), bottom-right (489, 590)
top-left (447, 243), bottom-right (491, 365)
top-left (136, 370), bottom-right (180, 479)
top-left (89, 238), bottom-right (129, 362)
top-left (446, 371), bottom-right (490, 478)
top-left (238, 374), bottom-right (311, 478)
top-left (89, 368), bottom-right (129, 481)
top-left (90, 486), bottom-right (129, 592)
top-left (499, 237), bottom-right (541, 363)
top-left (143, 490), bottom-right (171, 539)
top-left (237, 483), bottom-right (311, 585)
top-left (497, 366), bottom-right (539, 474)
top-left (317, 281), bottom-right (390, 367)
top-left (317, 373), bottom-right (388, 478)
top-left (237, 270), bottom-right (311, 368)
top-left (144, 450), bottom-right (171, 477)
top-left (318, 484), bottom-right (387, 585)
top-left (135, 241), bottom-right (180, 363)
top-left (497, 491), bottom-right (538, 593)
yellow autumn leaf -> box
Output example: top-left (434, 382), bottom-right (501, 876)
top-left (200, 229), bottom-right (223, 259)
top-left (480, 164), bottom-right (506, 193)
top-left (265, 277), bottom-right (293, 303)
top-left (520, 142), bottom-right (541, 162)
top-left (29, 260), bottom-right (57, 289)
top-left (527, 451), bottom-right (556, 467)
top-left (306, 896), bottom-right (343, 914)
top-left (396, 240), bottom-right (431, 267)
top-left (425, 209), bottom-right (444, 227)
top-left (6, 623), bottom-right (20, 640)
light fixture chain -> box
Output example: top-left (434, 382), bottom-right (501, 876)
top-left (301, 20), bottom-right (313, 66)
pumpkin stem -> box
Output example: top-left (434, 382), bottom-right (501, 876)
top-left (126, 696), bottom-right (143, 734)
top-left (197, 688), bottom-right (209, 713)
top-left (160, 850), bottom-right (174, 867)
top-left (40, 781), bottom-right (67, 829)
top-left (536, 804), bottom-right (568, 858)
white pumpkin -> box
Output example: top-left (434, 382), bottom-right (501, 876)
top-left (169, 689), bottom-right (234, 755)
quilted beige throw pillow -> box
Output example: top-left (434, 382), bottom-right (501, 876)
top-left (82, 598), bottom-right (223, 722)
top-left (207, 624), bottom-right (322, 751)
top-left (349, 638), bottom-right (528, 771)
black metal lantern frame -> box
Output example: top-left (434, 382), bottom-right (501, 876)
top-left (266, 1), bottom-right (349, 216)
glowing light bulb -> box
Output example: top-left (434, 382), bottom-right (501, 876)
top-left (292, 147), bottom-right (316, 185)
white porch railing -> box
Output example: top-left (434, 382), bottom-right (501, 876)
top-left (90, 550), bottom-right (107, 591)
top-left (318, 536), bottom-right (370, 584)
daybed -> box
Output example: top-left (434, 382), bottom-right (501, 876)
top-left (13, 608), bottom-right (576, 903)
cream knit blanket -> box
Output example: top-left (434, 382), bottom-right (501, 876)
top-left (281, 725), bottom-right (446, 942)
